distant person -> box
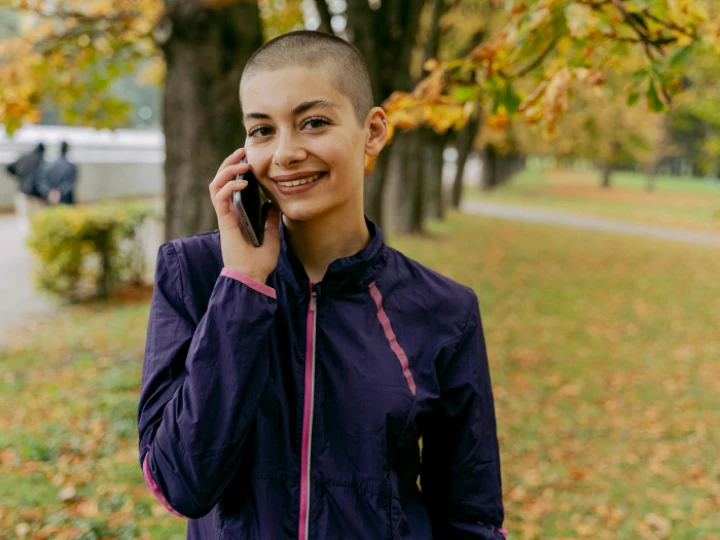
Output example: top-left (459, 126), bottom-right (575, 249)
top-left (6, 143), bottom-right (48, 238)
top-left (39, 141), bottom-right (78, 205)
top-left (5, 142), bottom-right (46, 199)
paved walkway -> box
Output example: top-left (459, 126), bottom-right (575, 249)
top-left (462, 200), bottom-right (720, 248)
top-left (0, 214), bottom-right (54, 345)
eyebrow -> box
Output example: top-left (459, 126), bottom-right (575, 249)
top-left (243, 99), bottom-right (338, 121)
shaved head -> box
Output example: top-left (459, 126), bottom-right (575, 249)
top-left (240, 30), bottom-right (374, 126)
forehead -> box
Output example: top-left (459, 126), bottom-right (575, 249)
top-left (240, 66), bottom-right (352, 117)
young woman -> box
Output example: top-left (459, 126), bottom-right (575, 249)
top-left (138, 30), bottom-right (507, 539)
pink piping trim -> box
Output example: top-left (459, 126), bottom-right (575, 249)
top-left (220, 267), bottom-right (276, 299)
top-left (298, 282), bottom-right (316, 540)
top-left (143, 452), bottom-right (187, 518)
top-left (479, 522), bottom-right (509, 538)
top-left (369, 282), bottom-right (416, 395)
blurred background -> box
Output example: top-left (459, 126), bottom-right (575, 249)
top-left (0, 0), bottom-right (719, 538)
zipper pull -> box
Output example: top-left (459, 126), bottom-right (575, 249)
top-left (310, 291), bottom-right (318, 312)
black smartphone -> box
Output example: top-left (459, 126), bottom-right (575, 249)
top-left (232, 141), bottom-right (271, 247)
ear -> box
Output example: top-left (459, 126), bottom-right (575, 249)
top-left (364, 107), bottom-right (389, 158)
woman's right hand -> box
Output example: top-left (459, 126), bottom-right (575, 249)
top-left (209, 147), bottom-right (281, 284)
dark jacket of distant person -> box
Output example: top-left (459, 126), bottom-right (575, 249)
top-left (38, 141), bottom-right (77, 205)
top-left (5, 143), bottom-right (46, 198)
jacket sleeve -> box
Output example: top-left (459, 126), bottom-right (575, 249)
top-left (421, 295), bottom-right (507, 539)
top-left (34, 164), bottom-right (52, 198)
top-left (59, 165), bottom-right (78, 196)
top-left (137, 242), bottom-right (277, 519)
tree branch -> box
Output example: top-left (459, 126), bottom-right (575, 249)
top-left (313, 0), bottom-right (333, 34)
top-left (512, 35), bottom-right (560, 78)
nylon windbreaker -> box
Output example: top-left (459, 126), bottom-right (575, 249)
top-left (138, 218), bottom-right (507, 539)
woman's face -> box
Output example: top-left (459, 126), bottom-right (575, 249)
top-left (240, 66), bottom-right (379, 222)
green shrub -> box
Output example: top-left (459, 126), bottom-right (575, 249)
top-left (27, 202), bottom-right (158, 301)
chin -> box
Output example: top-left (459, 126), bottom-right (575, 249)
top-left (278, 200), bottom-right (331, 222)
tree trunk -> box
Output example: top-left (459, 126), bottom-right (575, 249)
top-left (409, 131), bottom-right (424, 234)
top-left (453, 109), bottom-right (482, 207)
top-left (480, 145), bottom-right (498, 191)
top-left (346, 0), bottom-right (425, 230)
top-left (670, 158), bottom-right (681, 177)
top-left (313, 0), bottom-right (333, 34)
top-left (388, 130), bottom-right (423, 234)
top-left (497, 154), bottom-right (508, 185)
top-left (692, 162), bottom-right (703, 178)
top-left (645, 161), bottom-right (658, 192)
top-left (158, 1), bottom-right (263, 241)
top-left (364, 149), bottom-right (391, 225)
top-left (601, 162), bottom-right (613, 188)
top-left (422, 127), bottom-right (450, 220)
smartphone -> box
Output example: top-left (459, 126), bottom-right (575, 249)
top-left (232, 141), bottom-right (271, 247)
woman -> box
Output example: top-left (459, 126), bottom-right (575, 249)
top-left (138, 30), bottom-right (507, 539)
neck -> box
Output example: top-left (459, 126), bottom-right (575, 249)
top-left (283, 203), bottom-right (370, 284)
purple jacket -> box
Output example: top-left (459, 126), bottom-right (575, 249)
top-left (138, 218), bottom-right (506, 539)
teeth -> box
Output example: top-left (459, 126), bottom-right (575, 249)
top-left (278, 172), bottom-right (322, 187)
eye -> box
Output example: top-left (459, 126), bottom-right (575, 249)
top-left (303, 117), bottom-right (329, 130)
top-left (248, 126), bottom-right (272, 138)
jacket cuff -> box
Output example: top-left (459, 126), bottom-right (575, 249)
top-left (143, 451), bottom-right (187, 518)
top-left (220, 267), bottom-right (276, 299)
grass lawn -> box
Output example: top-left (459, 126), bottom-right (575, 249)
top-left (1, 212), bottom-right (719, 538)
top-left (468, 168), bottom-right (720, 235)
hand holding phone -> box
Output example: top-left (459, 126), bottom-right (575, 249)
top-left (231, 141), bottom-right (272, 247)
top-left (209, 147), bottom-right (281, 284)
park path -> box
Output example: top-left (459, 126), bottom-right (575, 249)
top-left (462, 200), bottom-right (720, 248)
top-left (0, 214), bottom-right (54, 345)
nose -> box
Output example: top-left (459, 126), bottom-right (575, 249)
top-left (273, 130), bottom-right (307, 168)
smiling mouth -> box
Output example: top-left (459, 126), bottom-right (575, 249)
top-left (275, 172), bottom-right (326, 187)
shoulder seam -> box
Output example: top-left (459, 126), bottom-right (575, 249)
top-left (448, 293), bottom-right (479, 375)
top-left (161, 242), bottom-right (192, 321)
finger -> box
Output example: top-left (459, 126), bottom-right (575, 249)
top-left (214, 179), bottom-right (248, 209)
top-left (209, 162), bottom-right (251, 196)
top-left (216, 147), bottom-right (245, 174)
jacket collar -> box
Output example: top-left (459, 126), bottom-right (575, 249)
top-left (275, 216), bottom-right (388, 295)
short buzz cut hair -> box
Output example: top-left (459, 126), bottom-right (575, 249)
top-left (240, 30), bottom-right (374, 126)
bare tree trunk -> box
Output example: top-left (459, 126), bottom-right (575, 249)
top-left (692, 162), bottom-right (703, 178)
top-left (670, 158), bottom-right (681, 177)
top-left (601, 162), bottom-right (613, 188)
top-left (364, 149), bottom-right (391, 226)
top-left (423, 127), bottom-right (451, 220)
top-left (313, 0), bottom-right (333, 34)
top-left (158, 0), bottom-right (263, 241)
top-left (408, 131), bottom-right (424, 234)
top-left (480, 145), bottom-right (498, 191)
top-left (453, 109), bottom-right (482, 207)
top-left (645, 161), bottom-right (658, 192)
top-left (387, 130), bottom-right (423, 234)
top-left (346, 0), bottom-right (425, 230)
top-left (600, 141), bottom-right (618, 189)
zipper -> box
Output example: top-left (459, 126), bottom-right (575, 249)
top-left (299, 284), bottom-right (318, 540)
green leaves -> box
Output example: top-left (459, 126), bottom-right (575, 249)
top-left (670, 45), bottom-right (695, 68)
top-left (492, 83), bottom-right (523, 114)
top-left (647, 81), bottom-right (665, 112)
top-left (453, 85), bottom-right (481, 103)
